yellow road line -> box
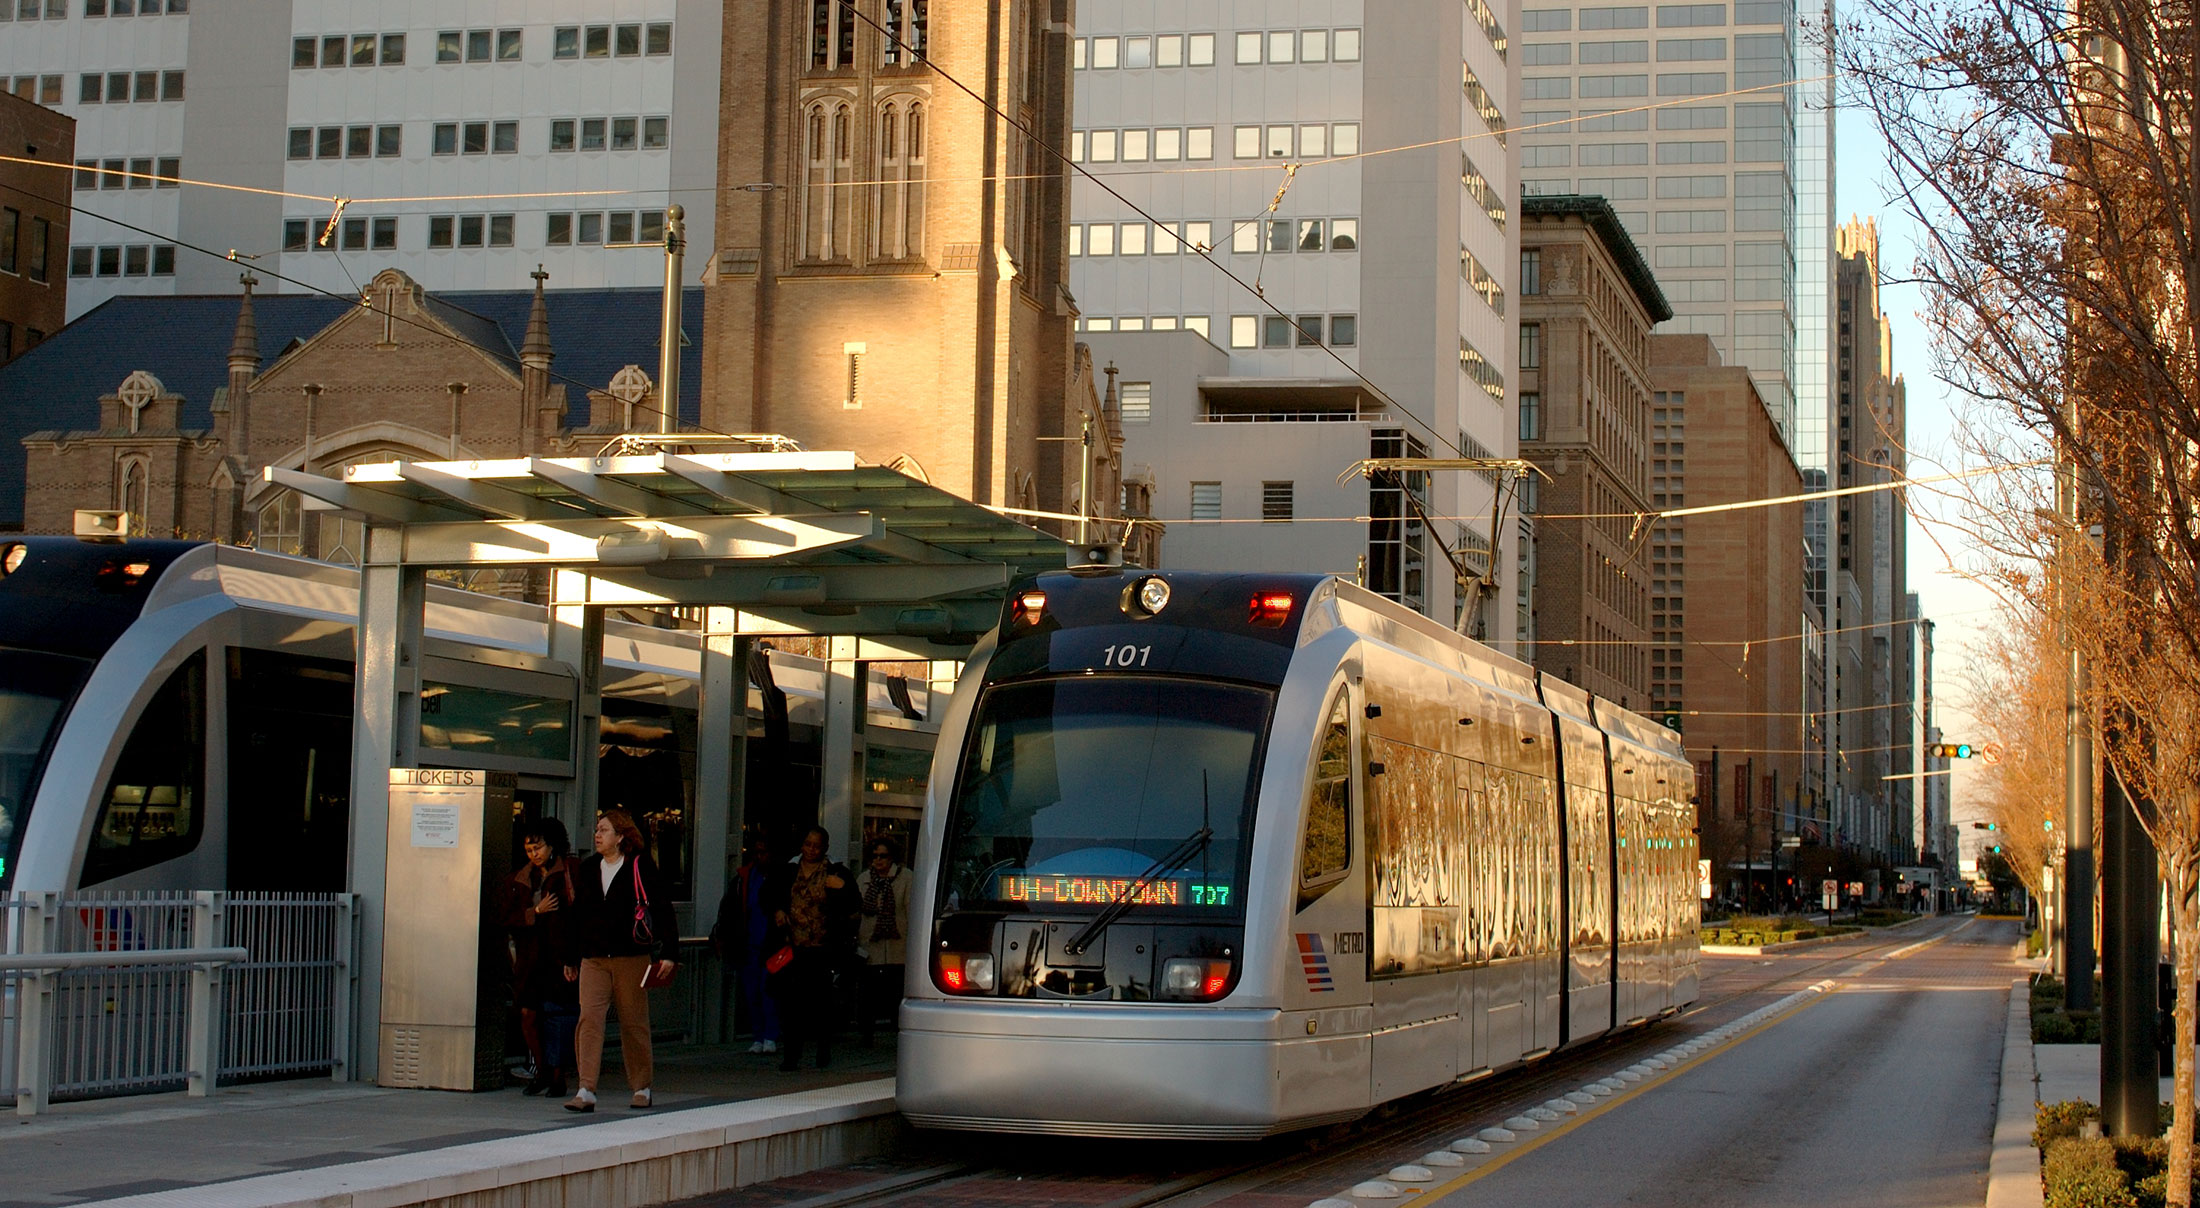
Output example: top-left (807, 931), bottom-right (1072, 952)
top-left (1392, 987), bottom-right (1837, 1206)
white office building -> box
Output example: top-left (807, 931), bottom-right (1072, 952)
top-left (1069, 3), bottom-right (1524, 640)
top-left (0, 0), bottom-right (722, 317)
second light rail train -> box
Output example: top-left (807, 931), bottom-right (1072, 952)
top-left (896, 569), bottom-right (1698, 1138)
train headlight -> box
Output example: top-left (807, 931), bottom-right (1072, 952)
top-left (936, 951), bottom-right (996, 994)
top-left (0, 543), bottom-right (24, 576)
top-left (1135, 576), bottom-right (1171, 615)
top-left (1160, 957), bottom-right (1233, 1001)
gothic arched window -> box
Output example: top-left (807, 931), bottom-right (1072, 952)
top-left (903, 102), bottom-right (927, 256)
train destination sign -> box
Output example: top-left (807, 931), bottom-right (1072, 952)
top-left (994, 873), bottom-right (1235, 907)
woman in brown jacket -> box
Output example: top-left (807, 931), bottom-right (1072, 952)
top-left (562, 808), bottom-right (678, 1112)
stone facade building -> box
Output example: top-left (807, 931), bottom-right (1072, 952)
top-left (1648, 332), bottom-right (1816, 899)
top-left (701, 0), bottom-right (1079, 515)
top-left (1517, 196), bottom-right (1669, 708)
top-left (6, 269), bottom-right (702, 546)
top-left (0, 91), bottom-right (71, 363)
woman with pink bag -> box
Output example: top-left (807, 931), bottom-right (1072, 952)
top-left (561, 808), bottom-right (677, 1112)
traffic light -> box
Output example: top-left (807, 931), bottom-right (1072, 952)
top-left (1989, 844), bottom-right (2005, 854)
top-left (1971, 821), bottom-right (1999, 831)
top-left (1928, 742), bottom-right (1976, 759)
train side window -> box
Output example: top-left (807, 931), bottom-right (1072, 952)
top-left (82, 651), bottom-right (206, 885)
top-left (1296, 691), bottom-right (1352, 909)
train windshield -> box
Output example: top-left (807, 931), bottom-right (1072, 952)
top-left (0, 649), bottom-right (92, 889)
top-left (939, 676), bottom-right (1270, 914)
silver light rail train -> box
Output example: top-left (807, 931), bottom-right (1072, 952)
top-left (0, 536), bottom-right (927, 897)
top-left (897, 569), bottom-right (1698, 1139)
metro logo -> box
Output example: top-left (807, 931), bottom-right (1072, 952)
top-left (1296, 932), bottom-right (1335, 992)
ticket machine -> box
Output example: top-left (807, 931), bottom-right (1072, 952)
top-left (379, 768), bottom-right (514, 1090)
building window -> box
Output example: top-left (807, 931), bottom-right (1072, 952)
top-left (428, 215), bottom-right (454, 248)
top-left (0, 208), bottom-right (15, 274)
top-left (554, 26), bottom-right (579, 58)
top-left (1230, 315), bottom-right (1257, 348)
top-left (1235, 31), bottom-right (1262, 63)
top-left (1296, 314), bottom-right (1323, 345)
top-left (156, 156), bottom-right (178, 186)
top-left (437, 30), bottom-right (461, 62)
top-left (382, 33), bottom-right (406, 64)
top-left (1263, 481), bottom-right (1294, 521)
top-left (377, 125), bottom-right (402, 156)
top-left (371, 217), bottom-right (397, 250)
top-left (550, 120), bottom-right (575, 152)
top-left (1520, 391), bottom-right (1542, 440)
top-left (1190, 482), bottom-right (1222, 520)
top-left (1330, 314), bottom-right (1357, 346)
top-left (1521, 248), bottom-right (1542, 294)
top-left (432, 124), bottom-right (457, 155)
top-left (1120, 382), bottom-right (1152, 423)
top-left (282, 220), bottom-right (310, 252)
top-left (1520, 322), bottom-right (1542, 368)
top-left (69, 246), bottom-right (92, 277)
top-left (498, 28), bottom-right (522, 60)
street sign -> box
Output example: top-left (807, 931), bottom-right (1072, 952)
top-left (1822, 881), bottom-right (1839, 911)
top-left (1698, 858), bottom-right (1712, 900)
top-left (1781, 835), bottom-right (1802, 848)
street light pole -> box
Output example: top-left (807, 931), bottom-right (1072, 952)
top-left (656, 204), bottom-right (686, 435)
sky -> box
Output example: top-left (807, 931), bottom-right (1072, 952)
top-left (1830, 98), bottom-right (2005, 841)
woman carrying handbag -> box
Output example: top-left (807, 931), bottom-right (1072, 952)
top-left (562, 808), bottom-right (678, 1112)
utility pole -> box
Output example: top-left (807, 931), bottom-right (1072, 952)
top-left (2060, 422), bottom-right (2095, 1011)
top-left (2101, 758), bottom-right (2159, 1135)
top-left (656, 204), bottom-right (686, 435)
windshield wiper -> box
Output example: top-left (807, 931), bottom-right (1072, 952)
top-left (1060, 821), bottom-right (1213, 957)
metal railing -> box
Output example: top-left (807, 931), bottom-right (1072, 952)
top-left (2, 891), bottom-right (354, 1115)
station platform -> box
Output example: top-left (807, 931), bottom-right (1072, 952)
top-left (0, 1039), bottom-right (900, 1208)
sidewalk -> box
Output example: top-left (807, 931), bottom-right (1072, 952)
top-left (0, 1038), bottom-right (899, 1208)
top-left (1984, 973), bottom-right (2184, 1208)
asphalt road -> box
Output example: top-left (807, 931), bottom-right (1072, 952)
top-left (1417, 918), bottom-right (2013, 1208)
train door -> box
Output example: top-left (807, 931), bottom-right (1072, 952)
top-left (1364, 661), bottom-right (1463, 1101)
top-left (1278, 680), bottom-right (1370, 1123)
top-left (226, 648), bottom-right (352, 892)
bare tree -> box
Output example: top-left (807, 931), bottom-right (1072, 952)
top-left (1840, 0), bottom-right (2200, 1186)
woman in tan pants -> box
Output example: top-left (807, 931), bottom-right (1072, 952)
top-left (562, 808), bottom-right (677, 1112)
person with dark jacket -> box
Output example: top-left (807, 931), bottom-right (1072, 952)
top-left (710, 834), bottom-right (781, 1054)
top-left (762, 826), bottom-right (859, 1070)
top-left (562, 808), bottom-right (678, 1112)
top-left (500, 818), bottom-right (581, 1097)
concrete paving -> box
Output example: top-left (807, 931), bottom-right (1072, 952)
top-left (0, 1038), bottom-right (896, 1207)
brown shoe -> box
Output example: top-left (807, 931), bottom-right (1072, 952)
top-left (563, 1090), bottom-right (595, 1113)
top-left (629, 1088), bottom-right (653, 1109)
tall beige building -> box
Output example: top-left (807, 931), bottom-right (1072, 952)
top-left (701, 0), bottom-right (1078, 512)
top-left (1517, 195), bottom-right (1669, 708)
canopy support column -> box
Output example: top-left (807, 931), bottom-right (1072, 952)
top-left (550, 570), bottom-right (604, 842)
top-left (348, 525), bottom-right (425, 1084)
top-left (819, 635), bottom-right (867, 864)
top-left (694, 613), bottom-right (749, 1041)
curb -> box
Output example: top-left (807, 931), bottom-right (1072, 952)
top-left (83, 1078), bottom-right (904, 1208)
top-left (1986, 977), bottom-right (2043, 1208)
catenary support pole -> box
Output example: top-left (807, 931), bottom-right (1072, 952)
top-left (2100, 757), bottom-right (2159, 1136)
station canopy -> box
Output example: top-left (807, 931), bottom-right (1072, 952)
top-left (267, 448), bottom-right (1069, 643)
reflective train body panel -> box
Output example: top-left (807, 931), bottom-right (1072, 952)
top-left (896, 570), bottom-right (1697, 1139)
top-left (0, 538), bottom-right (923, 896)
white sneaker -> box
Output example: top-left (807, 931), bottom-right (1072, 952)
top-left (746, 1041), bottom-right (766, 1054)
top-left (760, 1040), bottom-right (778, 1054)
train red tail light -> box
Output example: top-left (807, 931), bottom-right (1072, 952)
top-left (935, 951), bottom-right (996, 994)
top-left (1160, 957), bottom-right (1233, 1000)
top-left (1248, 592), bottom-right (1295, 628)
top-left (1010, 590), bottom-right (1047, 627)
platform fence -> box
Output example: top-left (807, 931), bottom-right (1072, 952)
top-left (0, 890), bottom-right (353, 1114)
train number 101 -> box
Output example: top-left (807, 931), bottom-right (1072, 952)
top-left (1100, 644), bottom-right (1153, 668)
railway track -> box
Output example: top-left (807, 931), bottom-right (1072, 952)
top-left (682, 916), bottom-right (1986, 1208)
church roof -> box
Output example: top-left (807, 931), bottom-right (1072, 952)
top-left (0, 286), bottom-right (704, 530)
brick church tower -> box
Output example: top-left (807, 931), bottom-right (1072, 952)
top-left (700, 0), bottom-right (1078, 512)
